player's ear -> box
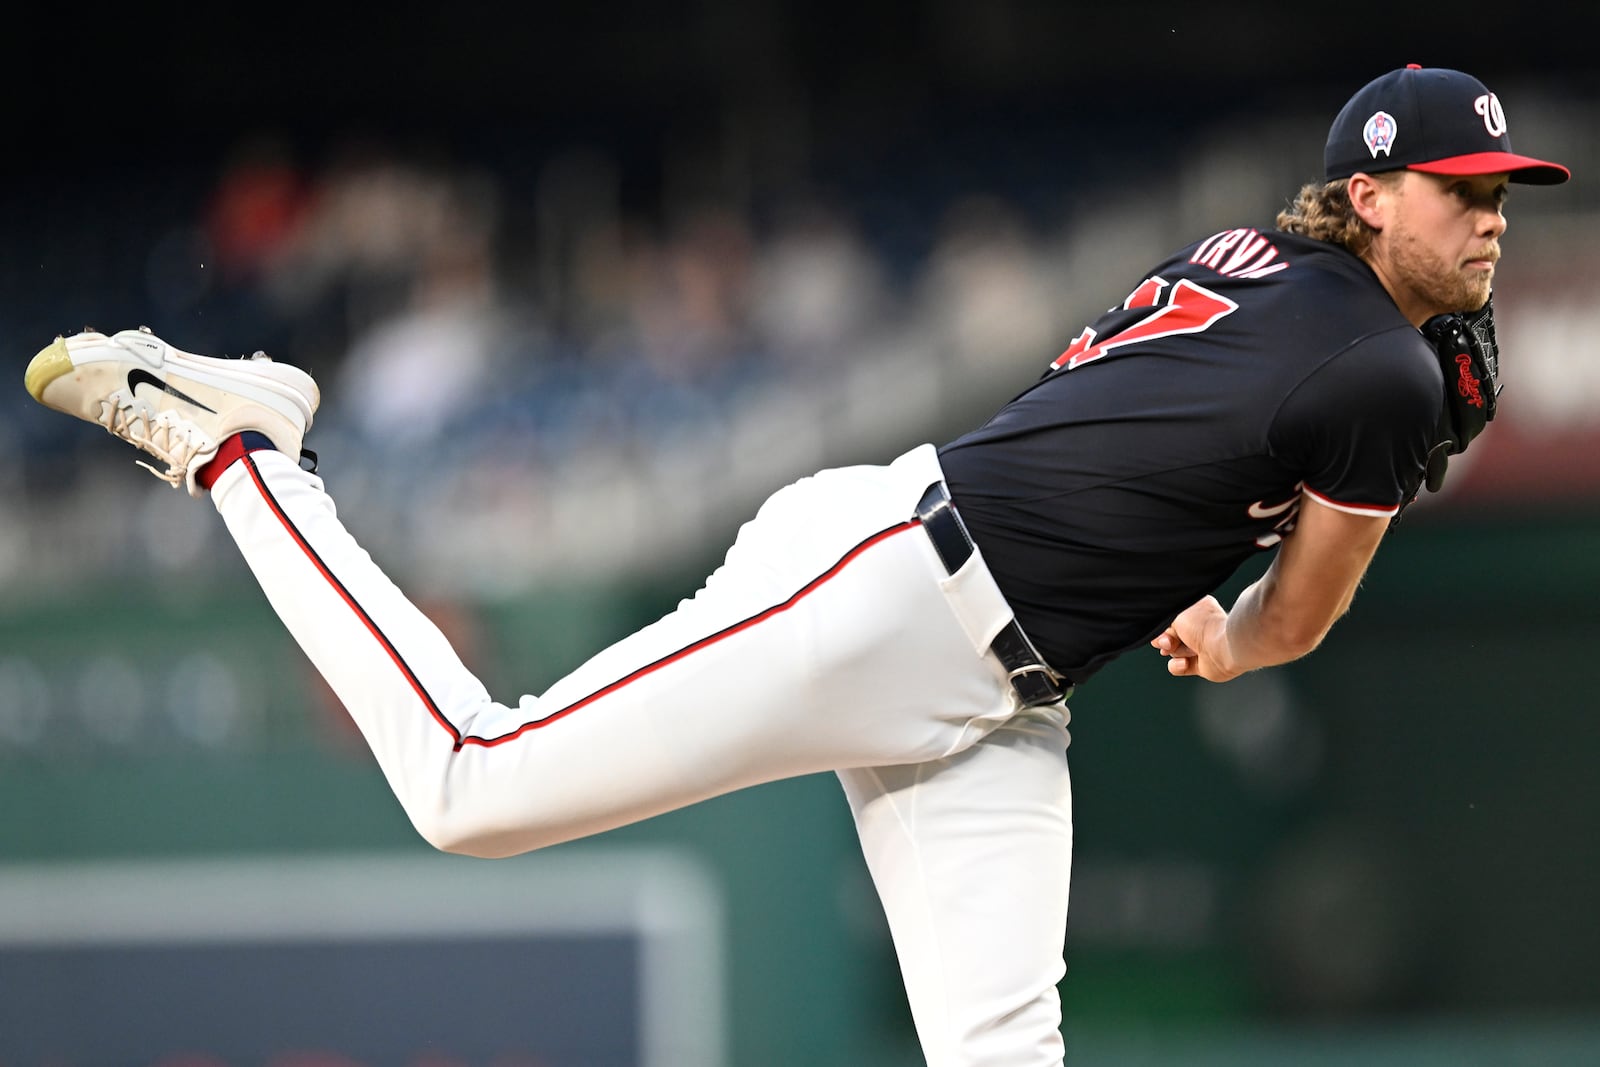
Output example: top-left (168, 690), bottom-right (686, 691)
top-left (1346, 172), bottom-right (1394, 231)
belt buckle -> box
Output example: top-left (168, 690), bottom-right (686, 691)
top-left (1007, 662), bottom-right (1072, 707)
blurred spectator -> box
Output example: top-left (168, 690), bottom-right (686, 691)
top-left (626, 205), bottom-right (755, 382)
top-left (333, 222), bottom-right (512, 446)
top-left (915, 194), bottom-right (1057, 367)
top-left (749, 200), bottom-right (891, 367)
top-left (535, 148), bottom-right (626, 337)
top-left (256, 144), bottom-right (504, 373)
top-left (205, 135), bottom-right (312, 285)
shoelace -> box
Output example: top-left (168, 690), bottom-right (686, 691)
top-left (98, 396), bottom-right (320, 486)
top-left (97, 396), bottom-right (213, 488)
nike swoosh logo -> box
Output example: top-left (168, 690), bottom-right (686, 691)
top-left (127, 368), bottom-right (217, 413)
top-left (1247, 497), bottom-right (1298, 519)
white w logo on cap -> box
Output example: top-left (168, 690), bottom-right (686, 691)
top-left (1475, 93), bottom-right (1508, 137)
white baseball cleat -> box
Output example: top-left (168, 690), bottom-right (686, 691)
top-left (24, 326), bottom-right (321, 496)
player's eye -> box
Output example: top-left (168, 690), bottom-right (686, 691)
top-left (1450, 181), bottom-right (1508, 208)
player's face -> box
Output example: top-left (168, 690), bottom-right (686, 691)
top-left (1375, 171), bottom-right (1509, 322)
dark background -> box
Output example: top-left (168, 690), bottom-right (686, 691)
top-left (9, 2), bottom-right (1595, 178)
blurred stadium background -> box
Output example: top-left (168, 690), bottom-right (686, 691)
top-left (2, 2), bottom-right (1597, 1064)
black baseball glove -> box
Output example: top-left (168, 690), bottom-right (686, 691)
top-left (1418, 294), bottom-right (1501, 492)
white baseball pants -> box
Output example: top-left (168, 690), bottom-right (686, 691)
top-left (211, 442), bottom-right (1074, 1066)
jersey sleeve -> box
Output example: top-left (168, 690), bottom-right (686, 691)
top-left (1269, 331), bottom-right (1443, 516)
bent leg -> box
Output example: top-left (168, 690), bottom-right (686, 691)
top-left (210, 448), bottom-right (1010, 857)
top-left (838, 711), bottom-right (1073, 1067)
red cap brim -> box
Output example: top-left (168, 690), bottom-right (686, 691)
top-left (1409, 151), bottom-right (1571, 185)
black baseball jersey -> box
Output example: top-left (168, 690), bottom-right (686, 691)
top-left (937, 228), bottom-right (1443, 684)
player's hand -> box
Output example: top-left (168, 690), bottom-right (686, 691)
top-left (1150, 595), bottom-right (1239, 682)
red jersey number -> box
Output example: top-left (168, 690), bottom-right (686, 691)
top-left (1051, 277), bottom-right (1239, 372)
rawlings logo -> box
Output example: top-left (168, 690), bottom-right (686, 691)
top-left (1364, 111), bottom-right (1397, 158)
top-left (1456, 353), bottom-right (1485, 408)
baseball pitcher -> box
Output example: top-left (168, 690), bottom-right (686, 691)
top-left (24, 65), bottom-right (1568, 1066)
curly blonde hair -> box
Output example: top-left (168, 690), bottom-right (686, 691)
top-left (1275, 174), bottom-right (1401, 257)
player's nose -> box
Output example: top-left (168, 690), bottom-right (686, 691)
top-left (1481, 204), bottom-right (1508, 238)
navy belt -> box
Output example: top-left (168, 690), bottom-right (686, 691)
top-left (915, 482), bottom-right (1073, 708)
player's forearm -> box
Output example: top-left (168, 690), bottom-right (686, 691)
top-left (1219, 574), bottom-right (1333, 674)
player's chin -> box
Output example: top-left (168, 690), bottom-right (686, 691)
top-left (1462, 265), bottom-right (1495, 303)
top-left (1451, 274), bottom-right (1493, 311)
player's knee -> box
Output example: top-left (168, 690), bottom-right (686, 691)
top-left (428, 834), bottom-right (521, 859)
top-left (416, 824), bottom-right (518, 859)
top-left (410, 805), bottom-right (536, 859)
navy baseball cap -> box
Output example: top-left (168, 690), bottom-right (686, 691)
top-left (1324, 65), bottom-right (1570, 185)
